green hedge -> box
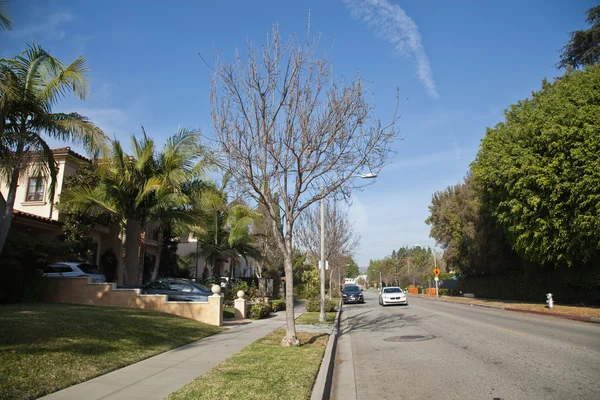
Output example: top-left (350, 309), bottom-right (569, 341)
top-left (437, 289), bottom-right (458, 297)
top-left (459, 268), bottom-right (600, 305)
top-left (295, 284), bottom-right (320, 299)
top-left (305, 298), bottom-right (338, 312)
top-left (249, 303), bottom-right (272, 319)
top-left (270, 299), bottom-right (286, 312)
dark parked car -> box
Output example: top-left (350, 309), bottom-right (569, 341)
top-left (142, 279), bottom-right (212, 302)
top-left (342, 285), bottom-right (364, 304)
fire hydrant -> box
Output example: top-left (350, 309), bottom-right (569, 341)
top-left (546, 293), bottom-right (554, 309)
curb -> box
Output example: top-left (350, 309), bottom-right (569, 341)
top-left (311, 300), bottom-right (342, 400)
top-left (504, 307), bottom-right (600, 324)
top-left (412, 294), bottom-right (600, 324)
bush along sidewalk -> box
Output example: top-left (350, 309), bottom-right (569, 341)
top-left (305, 298), bottom-right (338, 312)
top-left (270, 299), bottom-right (286, 312)
top-left (249, 303), bottom-right (272, 319)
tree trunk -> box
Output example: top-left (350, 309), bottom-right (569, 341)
top-left (0, 167), bottom-right (21, 256)
top-left (124, 219), bottom-right (140, 285)
top-left (281, 252), bottom-right (299, 346)
top-left (137, 222), bottom-right (147, 285)
top-left (151, 229), bottom-right (164, 281)
top-left (120, 224), bottom-right (128, 285)
top-left (328, 269), bottom-right (333, 300)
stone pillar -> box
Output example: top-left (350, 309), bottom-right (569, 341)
top-left (209, 285), bottom-right (224, 326)
top-left (234, 290), bottom-right (247, 319)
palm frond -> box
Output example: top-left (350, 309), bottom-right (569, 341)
top-left (38, 55), bottom-right (89, 104)
top-left (0, 0), bottom-right (13, 30)
top-left (46, 112), bottom-right (108, 154)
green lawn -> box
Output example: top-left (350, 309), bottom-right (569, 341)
top-left (0, 303), bottom-right (223, 400)
top-left (166, 330), bottom-right (328, 400)
top-left (295, 311), bottom-right (337, 325)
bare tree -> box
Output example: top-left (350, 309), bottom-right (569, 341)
top-left (210, 26), bottom-right (401, 346)
top-left (295, 200), bottom-right (360, 298)
top-left (253, 191), bottom-right (284, 278)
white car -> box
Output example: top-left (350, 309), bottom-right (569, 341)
top-left (43, 262), bottom-right (106, 283)
top-left (379, 286), bottom-right (408, 306)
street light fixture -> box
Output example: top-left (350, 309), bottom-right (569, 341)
top-left (319, 172), bottom-right (377, 322)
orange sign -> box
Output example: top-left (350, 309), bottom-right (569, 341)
top-left (433, 268), bottom-right (440, 276)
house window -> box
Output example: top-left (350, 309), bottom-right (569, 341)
top-left (26, 177), bottom-right (45, 202)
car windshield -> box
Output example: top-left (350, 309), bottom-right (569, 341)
top-left (383, 288), bottom-right (402, 293)
top-left (344, 286), bottom-right (361, 293)
top-left (78, 264), bottom-right (101, 274)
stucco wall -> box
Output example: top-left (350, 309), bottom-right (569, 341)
top-left (41, 277), bottom-right (223, 326)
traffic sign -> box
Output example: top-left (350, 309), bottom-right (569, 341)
top-left (433, 268), bottom-right (440, 276)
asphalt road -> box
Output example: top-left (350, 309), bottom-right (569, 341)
top-left (331, 291), bottom-right (600, 400)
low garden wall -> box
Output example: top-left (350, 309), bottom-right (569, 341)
top-left (40, 277), bottom-right (224, 326)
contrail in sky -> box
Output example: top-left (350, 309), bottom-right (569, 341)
top-left (342, 0), bottom-right (439, 99)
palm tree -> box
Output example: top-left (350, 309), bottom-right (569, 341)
top-left (59, 138), bottom-right (160, 284)
top-left (189, 181), bottom-right (261, 280)
top-left (60, 129), bottom-right (211, 285)
top-left (0, 0), bottom-right (13, 31)
top-left (0, 44), bottom-right (107, 256)
top-left (148, 131), bottom-right (215, 281)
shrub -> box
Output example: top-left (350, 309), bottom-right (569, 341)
top-left (99, 249), bottom-right (118, 282)
top-left (306, 298), bottom-right (338, 312)
top-left (203, 278), bottom-right (220, 287)
top-left (21, 271), bottom-right (49, 302)
top-left (438, 289), bottom-right (455, 297)
top-left (271, 299), bottom-right (286, 312)
top-left (249, 303), bottom-right (272, 319)
top-left (295, 284), bottom-right (319, 300)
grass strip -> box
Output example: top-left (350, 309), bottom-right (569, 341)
top-left (165, 330), bottom-right (328, 400)
top-left (295, 311), bottom-right (337, 325)
top-left (0, 302), bottom-right (222, 400)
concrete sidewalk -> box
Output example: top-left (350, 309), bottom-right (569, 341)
top-left (40, 305), bottom-right (305, 400)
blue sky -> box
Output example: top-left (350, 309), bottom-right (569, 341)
top-left (3, 0), bottom-right (596, 267)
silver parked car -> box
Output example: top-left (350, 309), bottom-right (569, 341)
top-left (43, 262), bottom-right (106, 283)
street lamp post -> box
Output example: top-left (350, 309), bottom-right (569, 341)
top-left (319, 172), bottom-right (377, 322)
top-left (373, 270), bottom-right (382, 289)
top-left (319, 185), bottom-right (326, 322)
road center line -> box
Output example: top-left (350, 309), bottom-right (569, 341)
top-left (498, 327), bottom-right (525, 336)
top-left (444, 313), bottom-right (457, 318)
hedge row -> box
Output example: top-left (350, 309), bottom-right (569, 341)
top-left (305, 298), bottom-right (338, 312)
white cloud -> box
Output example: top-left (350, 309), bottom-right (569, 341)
top-left (10, 11), bottom-right (73, 40)
top-left (342, 0), bottom-right (439, 98)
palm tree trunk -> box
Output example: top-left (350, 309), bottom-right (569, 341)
top-left (120, 224), bottom-right (128, 285)
top-left (151, 229), bottom-right (164, 281)
top-left (0, 167), bottom-right (21, 256)
top-left (137, 222), bottom-right (147, 285)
